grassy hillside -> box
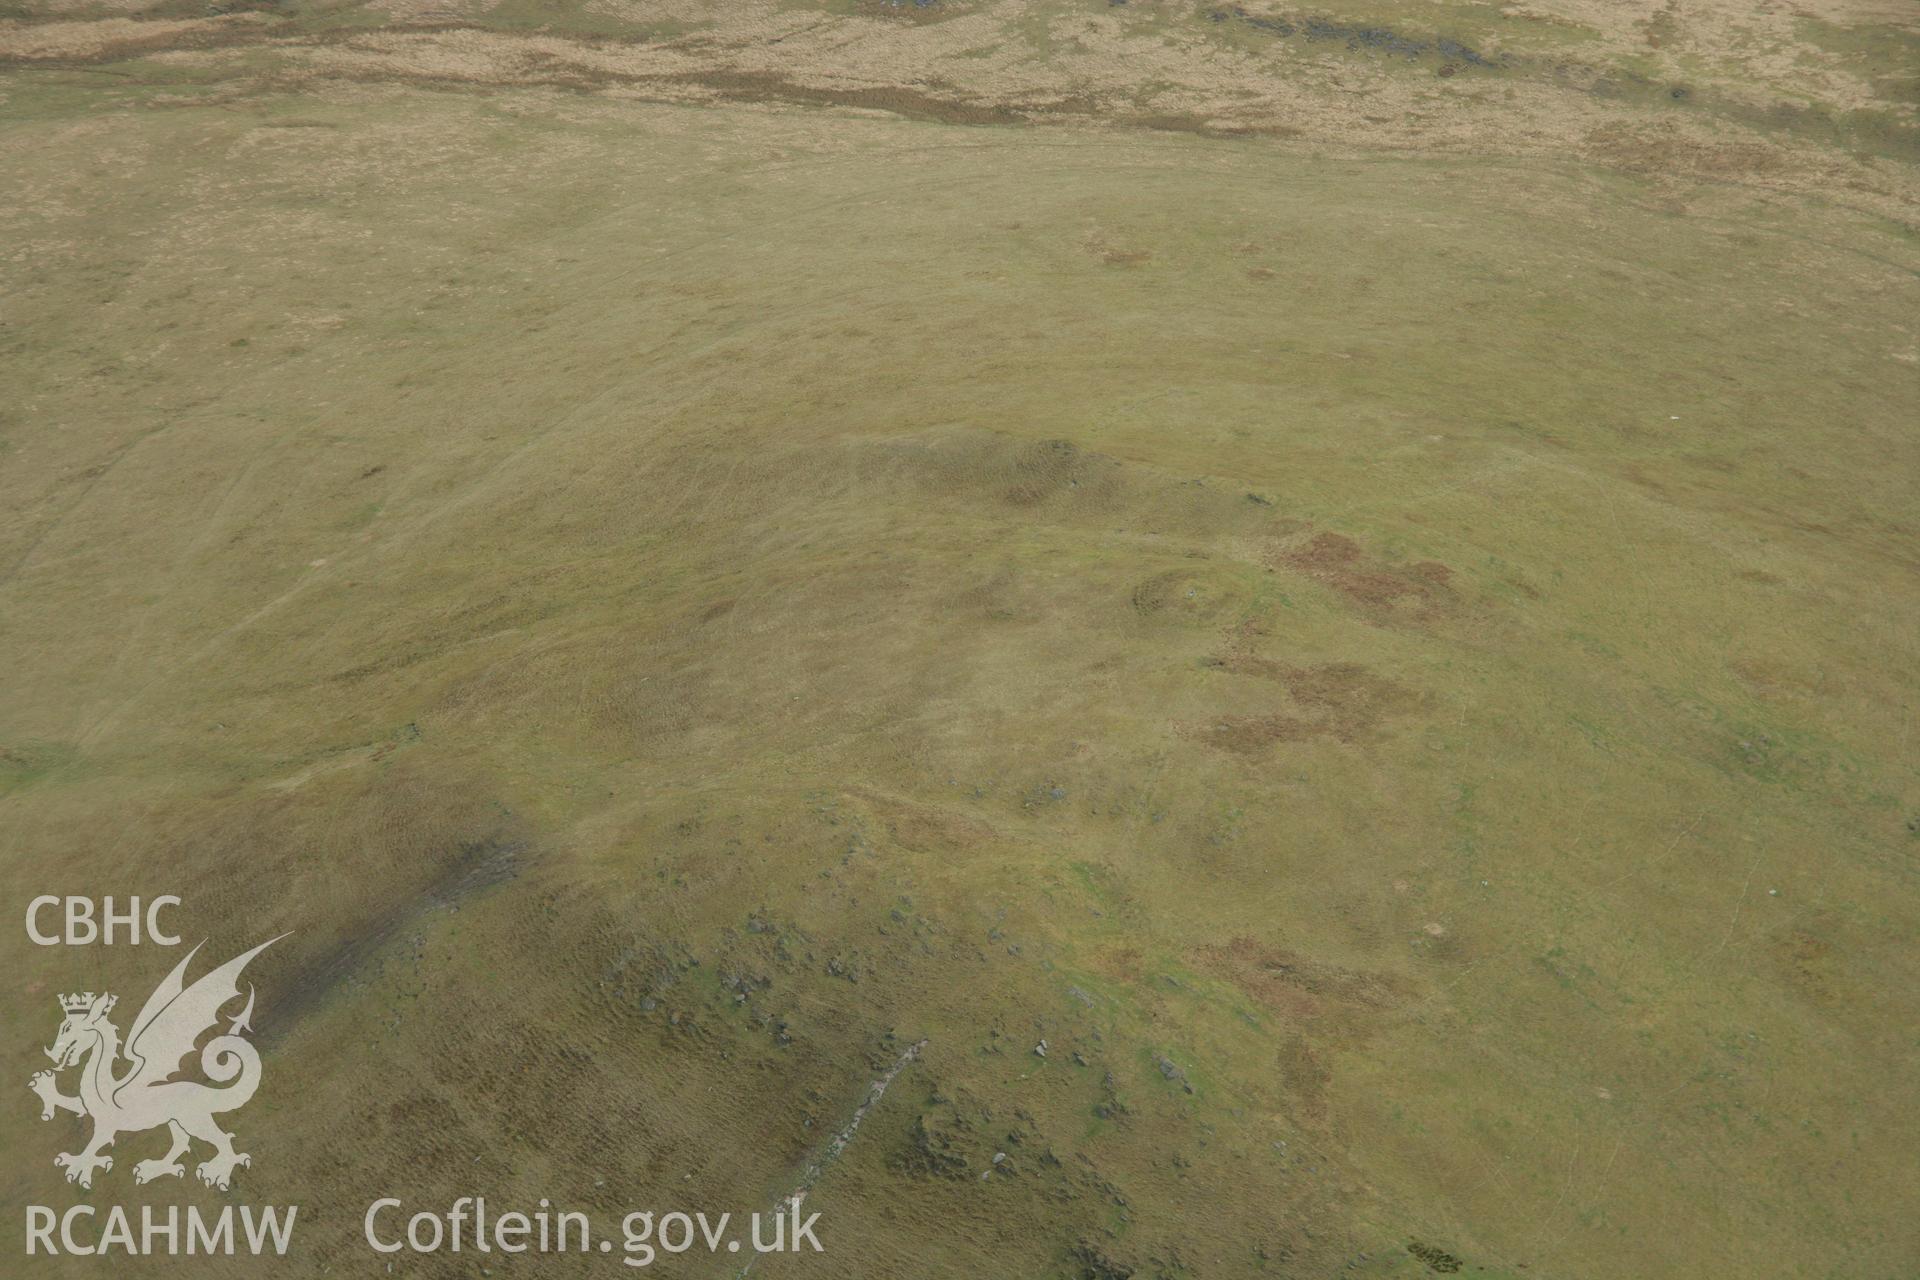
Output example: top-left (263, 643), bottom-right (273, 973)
top-left (2, 2), bottom-right (1916, 1278)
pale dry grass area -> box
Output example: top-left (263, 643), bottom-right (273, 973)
top-left (1, 0), bottom-right (1916, 216)
top-left (0, 12), bottom-right (261, 59)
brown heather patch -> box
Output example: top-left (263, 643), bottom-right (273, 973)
top-left (1192, 710), bottom-right (1318, 754)
top-left (662, 68), bottom-right (1023, 126)
top-left (1276, 1032), bottom-right (1333, 1123)
top-left (1089, 945), bottom-right (1145, 986)
top-left (1192, 937), bottom-right (1410, 1024)
top-left (1188, 575), bottom-right (1426, 753)
top-left (1214, 656), bottom-right (1419, 742)
top-left (1277, 531), bottom-right (1456, 612)
top-left (1583, 121), bottom-right (1792, 179)
top-left (1772, 926), bottom-right (1847, 1006)
top-left (848, 787), bottom-right (1001, 855)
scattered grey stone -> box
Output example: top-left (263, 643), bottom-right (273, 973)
top-left (1033, 1040), bottom-right (1048, 1058)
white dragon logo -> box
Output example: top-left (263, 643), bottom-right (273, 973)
top-left (28, 936), bottom-right (284, 1191)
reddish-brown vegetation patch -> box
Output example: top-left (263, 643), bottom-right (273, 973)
top-left (1773, 926), bottom-right (1839, 1004)
top-left (1194, 653), bottom-right (1419, 750)
top-left (1192, 711), bottom-right (1317, 754)
top-left (1238, 657), bottom-right (1414, 737)
top-left (1276, 530), bottom-right (1456, 612)
top-left (845, 787), bottom-right (1000, 855)
top-left (1192, 937), bottom-right (1409, 1024)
